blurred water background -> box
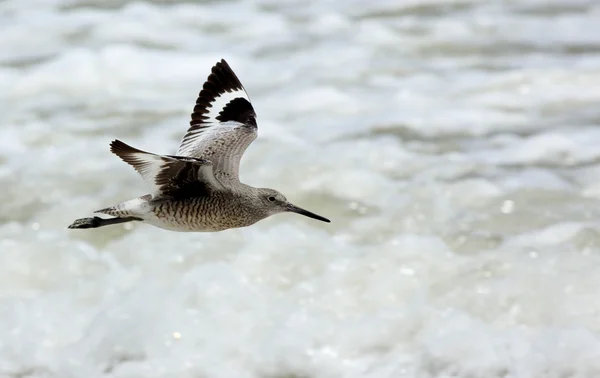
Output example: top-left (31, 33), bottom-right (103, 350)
top-left (2, 0), bottom-right (600, 377)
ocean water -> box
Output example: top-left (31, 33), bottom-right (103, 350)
top-left (2, 0), bottom-right (600, 377)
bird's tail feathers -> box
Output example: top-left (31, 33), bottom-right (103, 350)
top-left (94, 194), bottom-right (151, 217)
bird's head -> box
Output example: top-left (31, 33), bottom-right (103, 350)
top-left (256, 188), bottom-right (330, 223)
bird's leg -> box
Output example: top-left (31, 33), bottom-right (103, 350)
top-left (68, 216), bottom-right (142, 229)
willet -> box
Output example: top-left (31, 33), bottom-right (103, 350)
top-left (68, 59), bottom-right (330, 232)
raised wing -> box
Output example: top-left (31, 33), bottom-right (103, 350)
top-left (176, 59), bottom-right (257, 184)
top-left (110, 139), bottom-right (223, 199)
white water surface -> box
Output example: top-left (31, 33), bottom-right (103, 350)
top-left (2, 0), bottom-right (600, 377)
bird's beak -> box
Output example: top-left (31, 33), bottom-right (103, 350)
top-left (286, 203), bottom-right (331, 223)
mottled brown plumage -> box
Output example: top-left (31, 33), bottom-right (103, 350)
top-left (68, 59), bottom-right (330, 232)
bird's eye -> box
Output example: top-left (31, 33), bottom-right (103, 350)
top-left (268, 196), bottom-right (276, 202)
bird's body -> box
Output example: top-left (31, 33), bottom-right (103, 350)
top-left (96, 186), bottom-right (271, 232)
top-left (69, 59), bottom-right (330, 232)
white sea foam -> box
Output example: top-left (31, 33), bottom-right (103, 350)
top-left (2, 0), bottom-right (600, 377)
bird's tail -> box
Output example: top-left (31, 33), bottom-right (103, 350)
top-left (68, 194), bottom-right (151, 230)
top-left (94, 194), bottom-right (151, 217)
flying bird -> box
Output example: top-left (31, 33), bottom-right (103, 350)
top-left (68, 59), bottom-right (330, 232)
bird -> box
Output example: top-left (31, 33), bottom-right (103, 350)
top-left (68, 59), bottom-right (330, 232)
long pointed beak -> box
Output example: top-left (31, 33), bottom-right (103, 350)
top-left (286, 203), bottom-right (331, 223)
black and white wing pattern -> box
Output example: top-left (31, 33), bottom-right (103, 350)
top-left (176, 59), bottom-right (257, 184)
top-left (110, 140), bottom-right (223, 199)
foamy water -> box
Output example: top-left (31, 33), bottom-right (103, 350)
top-left (2, 0), bottom-right (600, 377)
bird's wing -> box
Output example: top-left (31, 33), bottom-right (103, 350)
top-left (110, 139), bottom-right (223, 199)
top-left (176, 59), bottom-right (257, 184)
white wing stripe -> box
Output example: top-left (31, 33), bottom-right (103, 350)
top-left (204, 89), bottom-right (249, 124)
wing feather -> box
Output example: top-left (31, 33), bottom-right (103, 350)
top-left (110, 139), bottom-right (223, 198)
top-left (176, 59), bottom-right (258, 183)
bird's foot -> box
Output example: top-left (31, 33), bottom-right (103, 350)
top-left (68, 217), bottom-right (102, 229)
